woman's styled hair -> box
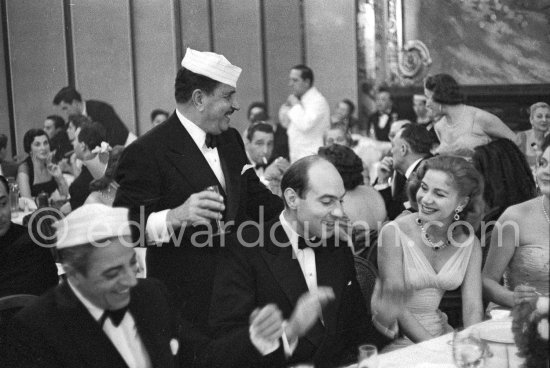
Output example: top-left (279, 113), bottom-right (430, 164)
top-left (472, 139), bottom-right (536, 211)
top-left (424, 73), bottom-right (464, 105)
top-left (23, 129), bottom-right (49, 154)
top-left (408, 155), bottom-right (485, 229)
top-left (318, 144), bottom-right (364, 190)
top-left (529, 102), bottom-right (549, 117)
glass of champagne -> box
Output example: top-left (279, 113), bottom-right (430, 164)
top-left (357, 344), bottom-right (378, 368)
top-left (452, 328), bottom-right (489, 368)
top-left (205, 185), bottom-right (223, 235)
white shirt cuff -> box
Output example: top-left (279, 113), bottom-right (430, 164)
top-left (372, 315), bottom-right (398, 339)
top-left (373, 183), bottom-right (390, 191)
top-left (145, 209), bottom-right (171, 244)
top-left (249, 324), bottom-right (280, 356)
top-left (281, 321), bottom-right (298, 357)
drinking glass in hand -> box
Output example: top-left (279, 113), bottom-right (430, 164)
top-left (357, 344), bottom-right (378, 368)
top-left (452, 329), bottom-right (489, 368)
top-left (205, 185), bottom-right (223, 235)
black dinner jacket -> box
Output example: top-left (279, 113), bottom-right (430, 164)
top-left (86, 100), bottom-right (130, 147)
top-left (1, 160), bottom-right (18, 178)
top-left (113, 112), bottom-right (283, 365)
top-left (366, 109), bottom-right (398, 142)
top-left (205, 218), bottom-right (391, 368)
top-left (1, 279), bottom-right (177, 368)
top-left (377, 156), bottom-right (429, 220)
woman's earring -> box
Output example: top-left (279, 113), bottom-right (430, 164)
top-left (454, 206), bottom-right (462, 221)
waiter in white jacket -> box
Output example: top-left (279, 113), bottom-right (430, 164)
top-left (279, 65), bottom-right (330, 163)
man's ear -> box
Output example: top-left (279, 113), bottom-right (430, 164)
top-left (283, 188), bottom-right (299, 210)
top-left (191, 89), bottom-right (206, 112)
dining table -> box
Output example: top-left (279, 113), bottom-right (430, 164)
top-left (347, 317), bottom-right (523, 368)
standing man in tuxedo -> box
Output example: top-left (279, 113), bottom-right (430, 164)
top-left (375, 123), bottom-right (433, 219)
top-left (1, 204), bottom-right (179, 368)
top-left (278, 65), bottom-right (330, 163)
top-left (366, 87), bottom-right (398, 142)
top-left (207, 156), bottom-right (401, 368)
top-left (113, 48), bottom-right (283, 367)
top-left (53, 86), bottom-right (134, 147)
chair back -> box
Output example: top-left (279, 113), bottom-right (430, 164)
top-left (354, 256), bottom-right (378, 314)
top-left (0, 294), bottom-right (38, 325)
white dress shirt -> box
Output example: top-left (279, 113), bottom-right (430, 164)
top-left (286, 86), bottom-right (330, 163)
top-left (146, 109), bottom-right (226, 244)
top-left (68, 281), bottom-right (152, 368)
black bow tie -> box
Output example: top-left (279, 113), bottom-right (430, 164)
top-left (297, 236), bottom-right (321, 250)
top-left (255, 163), bottom-right (267, 170)
top-left (205, 133), bottom-right (218, 149)
top-left (99, 307), bottom-right (128, 327)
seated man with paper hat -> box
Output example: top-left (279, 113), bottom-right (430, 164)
top-left (1, 204), bottom-right (179, 368)
top-left (114, 48), bottom-right (283, 366)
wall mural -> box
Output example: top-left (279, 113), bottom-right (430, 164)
top-left (358, 0), bottom-right (550, 88)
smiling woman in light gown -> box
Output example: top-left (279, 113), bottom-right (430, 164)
top-left (378, 155), bottom-right (485, 350)
top-left (482, 135), bottom-right (550, 308)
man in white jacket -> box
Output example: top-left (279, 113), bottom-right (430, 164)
top-left (279, 65), bottom-right (330, 163)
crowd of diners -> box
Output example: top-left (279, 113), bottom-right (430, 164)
top-left (0, 47), bottom-right (548, 368)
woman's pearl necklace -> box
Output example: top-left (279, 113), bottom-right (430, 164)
top-left (416, 217), bottom-right (450, 251)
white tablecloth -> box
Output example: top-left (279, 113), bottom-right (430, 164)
top-left (349, 319), bottom-right (523, 368)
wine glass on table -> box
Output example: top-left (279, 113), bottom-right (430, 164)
top-left (205, 185), bottom-right (224, 235)
top-left (357, 344), bottom-right (378, 368)
top-left (452, 328), bottom-right (489, 368)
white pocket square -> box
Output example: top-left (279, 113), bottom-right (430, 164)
top-left (241, 164), bottom-right (255, 175)
top-left (347, 280), bottom-right (352, 286)
top-left (170, 338), bottom-right (179, 356)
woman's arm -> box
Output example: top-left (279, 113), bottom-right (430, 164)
top-left (16, 163), bottom-right (32, 199)
top-left (477, 110), bottom-right (518, 143)
top-left (461, 239), bottom-right (484, 326)
top-left (48, 163), bottom-right (69, 198)
top-left (482, 209), bottom-right (519, 308)
top-left (378, 221), bottom-right (433, 342)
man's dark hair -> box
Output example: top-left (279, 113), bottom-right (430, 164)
top-left (0, 175), bottom-right (8, 193)
top-left (0, 134), bottom-right (8, 150)
top-left (46, 115), bottom-right (66, 130)
top-left (281, 156), bottom-right (326, 208)
top-left (174, 68), bottom-right (220, 104)
top-left (58, 244), bottom-right (96, 276)
top-left (291, 64), bottom-right (314, 85)
top-left (377, 86), bottom-right (392, 98)
top-left (53, 86), bottom-right (82, 105)
top-left (77, 122), bottom-right (107, 150)
top-left (68, 114), bottom-right (92, 129)
top-left (246, 122), bottom-right (274, 142)
top-left (150, 109), bottom-right (169, 122)
top-left (399, 124), bottom-right (433, 155)
top-left (247, 102), bottom-right (269, 120)
top-left (341, 99), bottom-right (355, 116)
top-left (23, 129), bottom-right (49, 153)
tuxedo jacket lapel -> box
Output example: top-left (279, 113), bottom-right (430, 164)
top-left (217, 136), bottom-right (243, 222)
top-left (163, 119), bottom-right (224, 194)
top-left (260, 221), bottom-right (309, 310)
top-left (56, 283), bottom-right (129, 368)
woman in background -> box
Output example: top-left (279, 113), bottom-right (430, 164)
top-left (17, 129), bottom-right (68, 200)
top-left (424, 74), bottom-right (517, 155)
top-left (482, 135), bottom-right (550, 308)
top-left (472, 139), bottom-right (537, 265)
top-left (517, 102), bottom-right (549, 169)
top-left (378, 155), bottom-right (484, 350)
